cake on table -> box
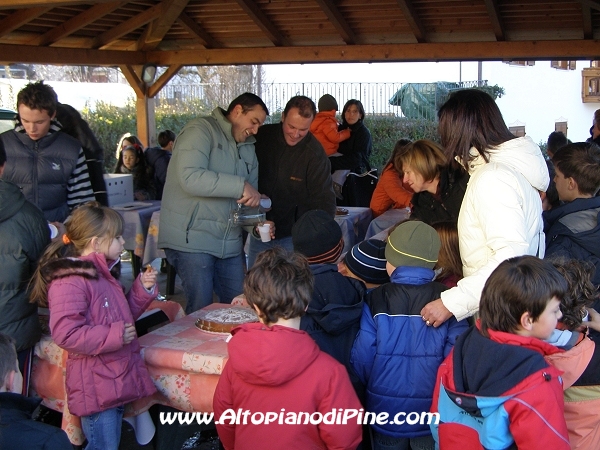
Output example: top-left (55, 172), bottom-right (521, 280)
top-left (195, 306), bottom-right (259, 333)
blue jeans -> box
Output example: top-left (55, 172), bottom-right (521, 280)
top-left (81, 406), bottom-right (124, 450)
top-left (165, 249), bottom-right (244, 314)
top-left (246, 236), bottom-right (294, 269)
top-left (372, 431), bottom-right (435, 450)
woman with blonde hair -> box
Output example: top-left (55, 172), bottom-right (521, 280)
top-left (394, 139), bottom-right (468, 225)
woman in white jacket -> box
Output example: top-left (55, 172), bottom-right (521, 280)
top-left (421, 89), bottom-right (549, 327)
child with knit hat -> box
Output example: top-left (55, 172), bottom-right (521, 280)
top-left (339, 238), bottom-right (390, 291)
top-left (292, 209), bottom-right (365, 398)
top-left (351, 220), bottom-right (469, 450)
top-left (309, 94), bottom-right (351, 157)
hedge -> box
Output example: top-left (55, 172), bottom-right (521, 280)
top-left (82, 101), bottom-right (441, 173)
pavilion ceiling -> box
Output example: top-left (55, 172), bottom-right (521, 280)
top-left (0, 0), bottom-right (599, 67)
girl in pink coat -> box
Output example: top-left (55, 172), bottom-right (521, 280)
top-left (31, 202), bottom-right (158, 450)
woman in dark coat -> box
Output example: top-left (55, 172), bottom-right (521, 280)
top-left (329, 99), bottom-right (372, 173)
top-left (394, 139), bottom-right (468, 225)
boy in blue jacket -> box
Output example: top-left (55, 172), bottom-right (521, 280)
top-left (544, 142), bottom-right (600, 285)
top-left (351, 220), bottom-right (468, 450)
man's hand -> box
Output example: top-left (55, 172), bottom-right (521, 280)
top-left (420, 299), bottom-right (453, 328)
top-left (238, 181), bottom-right (261, 207)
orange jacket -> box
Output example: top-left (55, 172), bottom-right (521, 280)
top-left (546, 334), bottom-right (600, 450)
top-left (309, 111), bottom-right (350, 156)
top-left (369, 164), bottom-right (413, 217)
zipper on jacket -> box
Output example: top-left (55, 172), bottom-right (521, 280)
top-left (32, 140), bottom-right (39, 206)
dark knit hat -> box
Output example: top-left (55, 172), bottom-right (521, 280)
top-left (385, 221), bottom-right (440, 269)
top-left (344, 239), bottom-right (390, 284)
top-left (292, 210), bottom-right (343, 264)
top-left (318, 94), bottom-right (338, 112)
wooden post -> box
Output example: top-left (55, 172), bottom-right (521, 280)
top-left (136, 96), bottom-right (156, 148)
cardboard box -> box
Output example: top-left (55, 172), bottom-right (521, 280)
top-left (103, 174), bottom-right (134, 206)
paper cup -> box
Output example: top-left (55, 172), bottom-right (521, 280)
top-left (48, 223), bottom-right (58, 239)
top-left (258, 223), bottom-right (271, 242)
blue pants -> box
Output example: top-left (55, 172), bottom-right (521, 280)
top-left (165, 249), bottom-right (244, 314)
top-left (81, 406), bottom-right (124, 450)
top-left (246, 236), bottom-right (294, 269)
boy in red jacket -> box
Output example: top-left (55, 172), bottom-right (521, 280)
top-left (431, 256), bottom-right (571, 450)
top-left (213, 247), bottom-right (363, 450)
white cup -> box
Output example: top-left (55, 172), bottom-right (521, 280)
top-left (48, 223), bottom-right (58, 239)
top-left (258, 223), bottom-right (271, 242)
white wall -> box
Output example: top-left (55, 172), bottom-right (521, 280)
top-left (483, 61), bottom-right (596, 145)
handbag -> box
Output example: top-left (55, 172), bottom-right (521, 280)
top-left (340, 168), bottom-right (378, 207)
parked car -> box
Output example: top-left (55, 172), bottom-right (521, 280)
top-left (0, 108), bottom-right (16, 134)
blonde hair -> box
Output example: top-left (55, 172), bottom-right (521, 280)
top-left (393, 139), bottom-right (446, 182)
top-left (432, 221), bottom-right (462, 282)
top-left (30, 202), bottom-right (123, 306)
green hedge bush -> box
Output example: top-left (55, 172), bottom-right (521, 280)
top-left (82, 100), bottom-right (440, 173)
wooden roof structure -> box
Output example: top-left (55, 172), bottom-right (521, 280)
top-left (2, 0), bottom-right (600, 143)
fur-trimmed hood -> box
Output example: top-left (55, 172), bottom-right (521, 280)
top-left (42, 254), bottom-right (120, 285)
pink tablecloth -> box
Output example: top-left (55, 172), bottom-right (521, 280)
top-left (129, 303), bottom-right (238, 415)
top-left (31, 300), bottom-right (185, 445)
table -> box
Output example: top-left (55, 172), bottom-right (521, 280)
top-left (113, 200), bottom-right (161, 275)
top-left (129, 303), bottom-right (235, 416)
top-left (364, 208), bottom-right (410, 240)
top-left (335, 207), bottom-right (373, 256)
top-left (31, 300), bottom-right (185, 445)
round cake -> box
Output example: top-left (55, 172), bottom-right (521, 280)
top-left (195, 306), bottom-right (259, 333)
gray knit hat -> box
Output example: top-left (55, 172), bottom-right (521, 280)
top-left (318, 94), bottom-right (338, 112)
top-left (385, 221), bottom-right (440, 269)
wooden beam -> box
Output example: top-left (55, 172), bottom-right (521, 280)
top-left (234, 0), bottom-right (291, 47)
top-left (395, 0), bottom-right (426, 43)
top-left (148, 40), bottom-right (600, 65)
top-left (579, 0), bottom-right (600, 12)
top-left (582, 6), bottom-right (593, 40)
top-left (0, 0), bottom-right (116, 8)
top-left (136, 96), bottom-right (155, 149)
top-left (483, 0), bottom-right (505, 41)
top-left (29, 1), bottom-right (123, 46)
top-left (92, 2), bottom-right (164, 50)
top-left (0, 43), bottom-right (145, 65)
top-left (119, 64), bottom-right (145, 97)
top-left (176, 13), bottom-right (218, 49)
top-left (138, 0), bottom-right (190, 51)
top-left (147, 64), bottom-right (183, 98)
top-left (313, 0), bottom-right (357, 45)
top-left (0, 6), bottom-right (51, 38)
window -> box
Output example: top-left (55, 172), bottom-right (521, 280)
top-left (555, 121), bottom-right (568, 135)
top-left (551, 61), bottom-right (576, 70)
top-left (581, 68), bottom-right (600, 103)
top-left (508, 120), bottom-right (526, 137)
top-left (503, 61), bottom-right (535, 67)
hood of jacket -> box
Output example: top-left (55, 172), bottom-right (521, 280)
top-left (544, 197), bottom-right (600, 257)
top-left (42, 252), bottom-right (119, 284)
top-left (468, 136), bottom-right (549, 192)
top-left (453, 323), bottom-right (562, 397)
top-left (0, 180), bottom-right (26, 224)
top-left (227, 323), bottom-right (321, 386)
top-left (305, 264), bottom-right (364, 334)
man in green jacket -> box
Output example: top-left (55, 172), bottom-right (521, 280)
top-left (158, 93), bottom-right (268, 313)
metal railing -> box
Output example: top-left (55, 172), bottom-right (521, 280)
top-left (156, 80), bottom-right (488, 119)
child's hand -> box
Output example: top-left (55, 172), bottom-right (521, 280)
top-left (141, 264), bottom-right (158, 290)
top-left (123, 323), bottom-right (136, 344)
top-left (586, 307), bottom-right (600, 332)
